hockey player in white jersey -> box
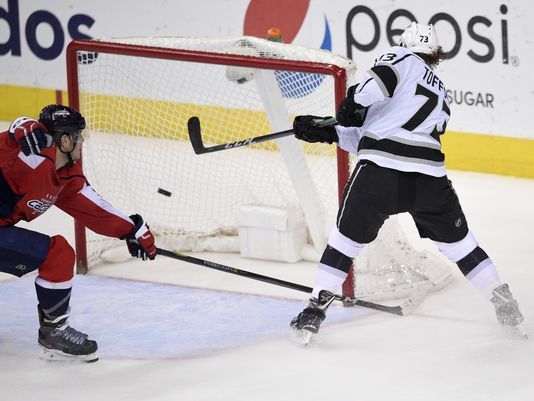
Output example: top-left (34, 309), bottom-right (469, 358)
top-left (290, 22), bottom-right (526, 344)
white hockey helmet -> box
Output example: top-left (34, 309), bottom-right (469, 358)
top-left (399, 22), bottom-right (439, 55)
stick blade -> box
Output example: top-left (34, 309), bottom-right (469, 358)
top-left (187, 116), bottom-right (206, 154)
top-left (399, 286), bottom-right (428, 315)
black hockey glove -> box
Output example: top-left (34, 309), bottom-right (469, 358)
top-left (123, 214), bottom-right (157, 261)
top-left (336, 85), bottom-right (368, 127)
top-left (293, 115), bottom-right (338, 144)
top-left (8, 117), bottom-right (53, 156)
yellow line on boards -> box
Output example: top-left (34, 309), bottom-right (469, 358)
top-left (0, 85), bottom-right (533, 178)
top-left (0, 85), bottom-right (66, 119)
top-left (442, 131), bottom-right (534, 179)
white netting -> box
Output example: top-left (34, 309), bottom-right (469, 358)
top-left (75, 36), bottom-right (351, 265)
top-left (354, 216), bottom-right (453, 301)
top-left (71, 36), bottom-right (452, 300)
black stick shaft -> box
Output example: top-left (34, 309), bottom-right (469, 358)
top-left (201, 129), bottom-right (293, 153)
top-left (157, 248), bottom-right (312, 293)
top-left (187, 116), bottom-right (337, 155)
top-left (187, 116), bottom-right (293, 154)
top-left (156, 248), bottom-right (405, 315)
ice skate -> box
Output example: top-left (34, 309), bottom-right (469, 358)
top-left (290, 290), bottom-right (336, 345)
top-left (490, 284), bottom-right (528, 339)
top-left (38, 307), bottom-right (98, 362)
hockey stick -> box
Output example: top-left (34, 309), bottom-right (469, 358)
top-left (187, 116), bottom-right (337, 154)
top-left (187, 116), bottom-right (293, 154)
top-left (156, 248), bottom-right (425, 316)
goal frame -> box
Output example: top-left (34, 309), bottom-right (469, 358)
top-left (65, 39), bottom-right (354, 296)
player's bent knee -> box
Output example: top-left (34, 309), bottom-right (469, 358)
top-left (38, 235), bottom-right (75, 283)
top-left (434, 230), bottom-right (478, 263)
top-left (327, 226), bottom-right (365, 259)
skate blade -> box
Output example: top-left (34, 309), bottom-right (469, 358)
top-left (39, 346), bottom-right (99, 363)
top-left (290, 328), bottom-right (314, 346)
top-left (509, 324), bottom-right (529, 339)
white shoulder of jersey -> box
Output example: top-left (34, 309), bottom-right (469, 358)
top-left (373, 46), bottom-right (411, 66)
top-left (356, 46), bottom-right (409, 103)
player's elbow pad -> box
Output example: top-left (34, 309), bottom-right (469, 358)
top-left (337, 101), bottom-right (368, 127)
top-left (336, 85), bottom-right (369, 127)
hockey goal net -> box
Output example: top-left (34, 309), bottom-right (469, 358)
top-left (67, 36), bottom-right (452, 301)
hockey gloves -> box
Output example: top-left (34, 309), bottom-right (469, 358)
top-left (124, 214), bottom-right (157, 261)
top-left (336, 85), bottom-right (368, 127)
top-left (8, 117), bottom-right (53, 156)
top-left (293, 115), bottom-right (338, 144)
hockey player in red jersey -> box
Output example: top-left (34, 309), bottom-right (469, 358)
top-left (289, 22), bottom-right (526, 344)
top-left (0, 104), bottom-right (157, 362)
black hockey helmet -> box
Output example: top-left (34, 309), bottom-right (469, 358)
top-left (39, 104), bottom-right (86, 144)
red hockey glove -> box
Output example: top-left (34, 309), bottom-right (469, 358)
top-left (124, 214), bottom-right (156, 261)
top-left (8, 117), bottom-right (53, 156)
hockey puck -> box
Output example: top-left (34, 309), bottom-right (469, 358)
top-left (157, 188), bottom-right (172, 197)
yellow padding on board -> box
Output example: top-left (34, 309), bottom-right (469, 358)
top-left (442, 131), bottom-right (534, 179)
top-left (0, 85), bottom-right (67, 120)
top-left (0, 85), bottom-right (533, 178)
top-left (80, 93), bottom-right (272, 143)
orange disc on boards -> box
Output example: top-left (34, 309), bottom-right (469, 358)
top-left (267, 27), bottom-right (283, 42)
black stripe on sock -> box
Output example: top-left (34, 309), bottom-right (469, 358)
top-left (456, 246), bottom-right (489, 276)
top-left (320, 245), bottom-right (354, 274)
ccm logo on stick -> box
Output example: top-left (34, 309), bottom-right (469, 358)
top-left (225, 138), bottom-right (255, 149)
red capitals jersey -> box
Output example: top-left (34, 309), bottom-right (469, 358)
top-left (0, 129), bottom-right (134, 238)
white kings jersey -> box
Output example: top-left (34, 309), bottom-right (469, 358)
top-left (336, 46), bottom-right (450, 177)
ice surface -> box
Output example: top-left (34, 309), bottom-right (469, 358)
top-left (0, 274), bottom-right (366, 359)
top-left (1, 145), bottom-right (533, 400)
